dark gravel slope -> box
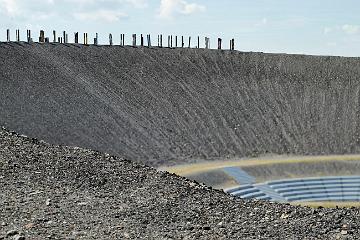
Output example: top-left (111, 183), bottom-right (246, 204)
top-left (1, 43), bottom-right (360, 166)
top-left (1, 127), bottom-right (360, 240)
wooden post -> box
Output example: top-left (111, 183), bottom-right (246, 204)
top-left (45, 37), bottom-right (49, 43)
top-left (27, 30), bottom-right (31, 43)
top-left (63, 31), bottom-right (66, 43)
top-left (15, 29), bottom-right (19, 41)
top-left (182, 36), bottom-right (184, 48)
top-left (175, 36), bottom-right (178, 47)
top-left (94, 33), bottom-right (98, 45)
top-left (197, 36), bottom-right (200, 48)
top-left (132, 34), bottom-right (136, 46)
top-left (160, 34), bottom-right (163, 47)
top-left (53, 31), bottom-right (56, 43)
top-left (109, 33), bottom-right (113, 45)
top-left (218, 38), bottom-right (222, 49)
top-left (7, 29), bottom-right (10, 42)
top-left (141, 34), bottom-right (144, 46)
top-left (171, 35), bottom-right (173, 48)
top-left (188, 36), bottom-right (191, 48)
top-left (39, 30), bottom-right (45, 43)
top-left (147, 34), bottom-right (151, 47)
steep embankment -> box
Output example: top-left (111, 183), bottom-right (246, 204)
top-left (1, 127), bottom-right (360, 239)
top-left (1, 42), bottom-right (360, 166)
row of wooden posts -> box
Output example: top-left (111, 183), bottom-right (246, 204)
top-left (5, 29), bottom-right (235, 50)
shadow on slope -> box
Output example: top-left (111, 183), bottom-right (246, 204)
top-left (1, 42), bottom-right (360, 166)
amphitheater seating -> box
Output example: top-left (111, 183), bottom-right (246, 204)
top-left (226, 176), bottom-right (360, 203)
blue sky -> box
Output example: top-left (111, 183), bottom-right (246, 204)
top-left (0, 0), bottom-right (359, 56)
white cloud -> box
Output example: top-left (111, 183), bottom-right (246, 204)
top-left (327, 42), bottom-right (337, 47)
top-left (0, 0), bottom-right (20, 16)
top-left (254, 17), bottom-right (268, 27)
top-left (74, 10), bottom-right (128, 22)
top-left (158, 0), bottom-right (205, 19)
top-left (342, 24), bottom-right (359, 35)
top-left (323, 27), bottom-right (332, 34)
top-left (125, 0), bottom-right (147, 8)
top-left (61, 0), bottom-right (147, 8)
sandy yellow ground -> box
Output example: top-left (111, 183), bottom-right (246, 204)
top-left (163, 154), bottom-right (360, 176)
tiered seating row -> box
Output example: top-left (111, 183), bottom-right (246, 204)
top-left (226, 176), bottom-right (360, 203)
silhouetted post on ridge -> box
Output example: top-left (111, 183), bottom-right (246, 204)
top-left (147, 34), bottom-right (151, 47)
top-left (7, 29), bottom-right (10, 42)
top-left (160, 34), bottom-right (163, 47)
top-left (15, 29), bottom-right (20, 42)
top-left (27, 30), bottom-right (32, 43)
top-left (175, 36), bottom-right (178, 47)
top-left (182, 36), bottom-right (184, 48)
top-left (74, 32), bottom-right (78, 43)
top-left (197, 36), bottom-right (200, 48)
top-left (39, 30), bottom-right (45, 43)
top-left (45, 37), bottom-right (49, 43)
top-left (132, 34), bottom-right (136, 46)
top-left (94, 33), bottom-right (98, 45)
top-left (205, 37), bottom-right (209, 49)
top-left (218, 38), bottom-right (222, 49)
top-left (120, 34), bottom-right (124, 46)
top-left (141, 34), bottom-right (144, 46)
top-left (188, 36), bottom-right (191, 48)
top-left (53, 31), bottom-right (56, 43)
top-left (109, 33), bottom-right (113, 45)
top-left (63, 31), bottom-right (66, 43)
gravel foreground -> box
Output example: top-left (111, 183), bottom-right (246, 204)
top-left (1, 128), bottom-right (360, 240)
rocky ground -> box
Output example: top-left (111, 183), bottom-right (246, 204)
top-left (1, 127), bottom-right (360, 240)
top-left (1, 43), bottom-right (360, 167)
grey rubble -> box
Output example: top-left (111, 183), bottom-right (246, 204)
top-left (1, 43), bottom-right (360, 167)
top-left (1, 128), bottom-right (360, 240)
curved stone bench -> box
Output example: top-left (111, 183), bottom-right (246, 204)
top-left (287, 193), bottom-right (360, 202)
top-left (276, 184), bottom-right (360, 193)
top-left (226, 176), bottom-right (360, 203)
top-left (282, 188), bottom-right (360, 198)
